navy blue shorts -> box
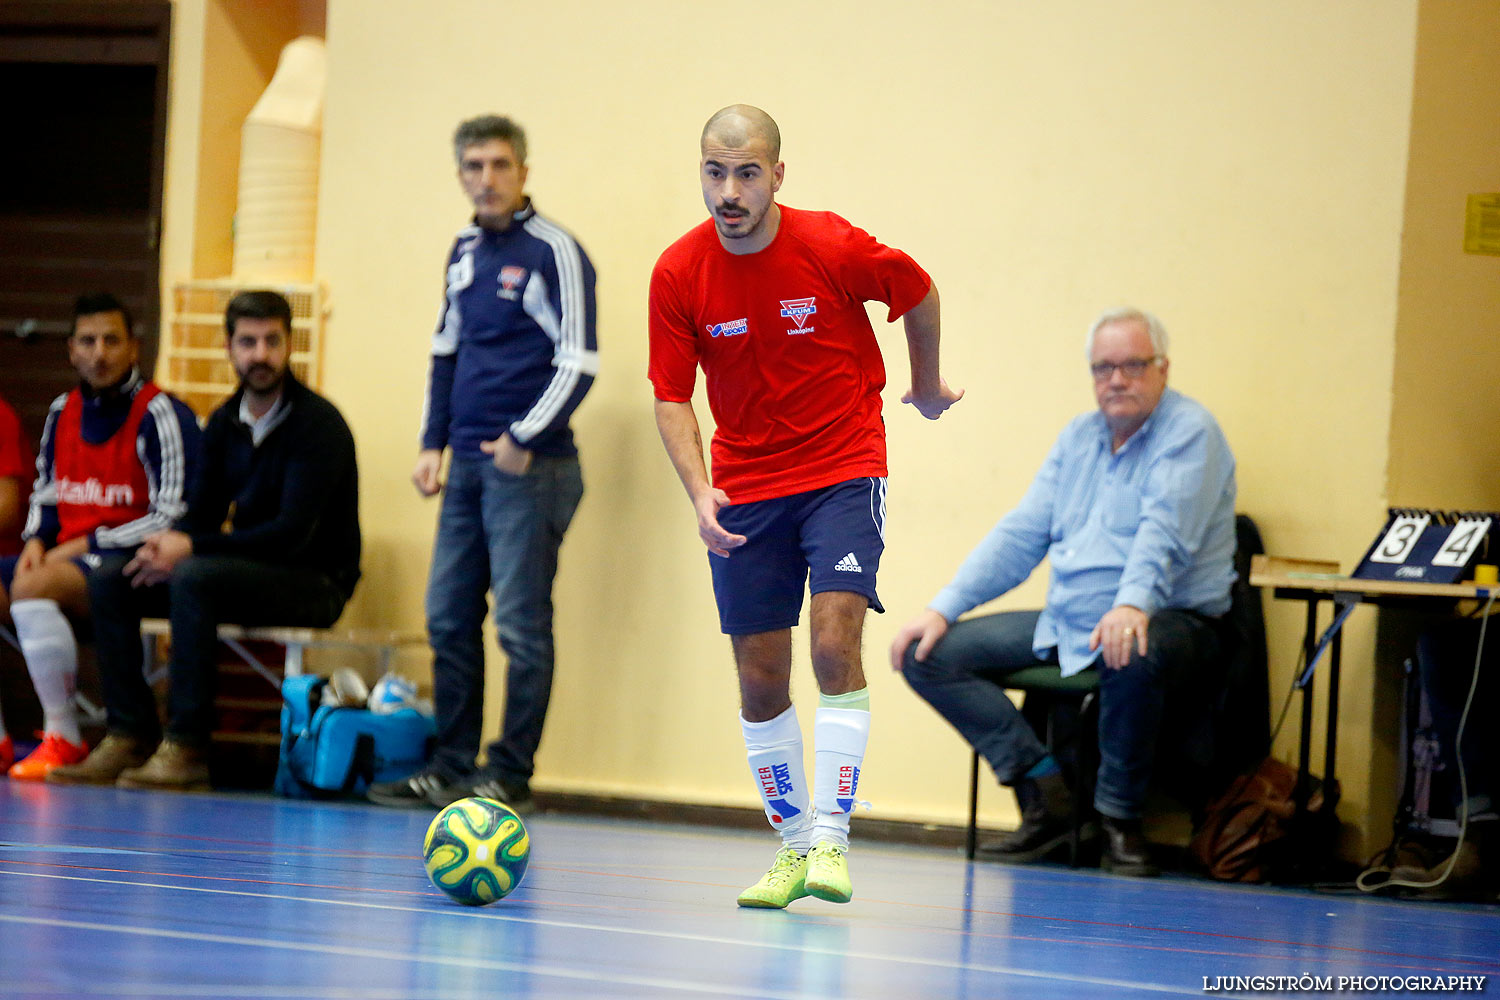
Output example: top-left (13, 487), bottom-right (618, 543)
top-left (0, 552), bottom-right (99, 593)
top-left (709, 477), bottom-right (887, 635)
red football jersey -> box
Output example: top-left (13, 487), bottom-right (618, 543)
top-left (53, 383), bottom-right (159, 544)
top-left (649, 206), bottom-right (931, 503)
top-left (0, 394), bottom-right (34, 556)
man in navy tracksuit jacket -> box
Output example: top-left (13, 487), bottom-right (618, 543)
top-left (370, 115), bottom-right (597, 812)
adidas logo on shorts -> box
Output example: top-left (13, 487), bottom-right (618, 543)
top-left (834, 552), bottom-right (862, 573)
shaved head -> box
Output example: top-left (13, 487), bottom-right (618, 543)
top-left (701, 104), bottom-right (781, 162)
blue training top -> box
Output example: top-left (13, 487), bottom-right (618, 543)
top-left (420, 201), bottom-right (599, 460)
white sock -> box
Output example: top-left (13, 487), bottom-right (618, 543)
top-left (11, 599), bottom-right (81, 744)
top-left (812, 704), bottom-right (871, 850)
top-left (742, 705), bottom-right (813, 851)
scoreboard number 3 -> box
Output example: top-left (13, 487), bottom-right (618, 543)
top-left (1370, 514), bottom-right (1430, 564)
top-left (1432, 517), bottom-right (1492, 568)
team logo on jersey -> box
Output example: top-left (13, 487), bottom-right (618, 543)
top-left (57, 477), bottom-right (134, 508)
top-left (780, 297), bottom-right (817, 334)
top-left (497, 265), bottom-right (528, 301)
top-left (706, 317), bottom-right (748, 338)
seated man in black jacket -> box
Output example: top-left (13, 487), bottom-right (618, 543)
top-left (50, 290), bottom-right (361, 790)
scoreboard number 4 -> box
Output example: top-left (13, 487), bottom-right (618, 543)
top-left (1431, 517), bottom-right (1492, 568)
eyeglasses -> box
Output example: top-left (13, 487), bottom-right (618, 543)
top-left (1090, 356), bottom-right (1161, 381)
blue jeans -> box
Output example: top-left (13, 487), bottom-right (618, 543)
top-left (901, 608), bottom-right (1224, 820)
top-left (426, 453), bottom-right (583, 786)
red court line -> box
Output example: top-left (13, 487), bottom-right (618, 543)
top-left (2, 858), bottom-right (1491, 982)
top-left (0, 817), bottom-right (414, 854)
top-left (508, 861), bottom-right (1500, 971)
top-left (4, 850), bottom-right (1497, 975)
top-left (0, 857), bottom-right (435, 897)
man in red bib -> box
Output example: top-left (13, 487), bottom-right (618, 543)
top-left (0, 293), bottom-right (200, 779)
top-left (51, 290), bottom-right (359, 791)
top-left (649, 105), bottom-right (963, 908)
top-left (0, 392), bottom-right (30, 560)
top-left (0, 389), bottom-right (35, 771)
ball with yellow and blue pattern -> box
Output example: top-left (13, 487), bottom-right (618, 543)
top-left (422, 797), bottom-right (530, 905)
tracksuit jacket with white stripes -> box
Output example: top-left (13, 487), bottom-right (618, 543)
top-left (420, 202), bottom-right (598, 460)
top-left (25, 370), bottom-right (201, 555)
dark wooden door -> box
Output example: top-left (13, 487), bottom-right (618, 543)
top-left (0, 1), bottom-right (171, 447)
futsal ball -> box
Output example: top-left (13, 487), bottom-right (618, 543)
top-left (423, 797), bottom-right (530, 906)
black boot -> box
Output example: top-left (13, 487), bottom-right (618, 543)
top-left (1101, 815), bottom-right (1158, 877)
top-left (979, 771), bottom-right (1075, 862)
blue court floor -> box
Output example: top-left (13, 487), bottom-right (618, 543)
top-left (0, 781), bottom-right (1496, 999)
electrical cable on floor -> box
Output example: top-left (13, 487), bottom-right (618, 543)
top-left (1355, 588), bottom-right (1494, 894)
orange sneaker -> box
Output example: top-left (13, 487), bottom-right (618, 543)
top-left (9, 733), bottom-right (89, 782)
top-left (0, 736), bottom-right (12, 773)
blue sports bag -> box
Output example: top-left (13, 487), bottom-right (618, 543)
top-left (275, 674), bottom-right (435, 798)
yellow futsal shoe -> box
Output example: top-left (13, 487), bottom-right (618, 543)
top-left (805, 841), bottom-right (853, 903)
top-left (737, 847), bottom-right (809, 909)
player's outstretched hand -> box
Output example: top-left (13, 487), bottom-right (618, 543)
top-left (889, 609), bottom-right (949, 671)
top-left (695, 488), bottom-right (747, 557)
top-left (901, 378), bottom-right (965, 420)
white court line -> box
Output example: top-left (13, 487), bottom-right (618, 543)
top-left (0, 911), bottom-right (783, 999)
top-left (0, 868), bottom-right (1208, 996)
top-left (0, 985), bottom-right (548, 999)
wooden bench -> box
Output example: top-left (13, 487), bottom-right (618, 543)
top-left (139, 619), bottom-right (426, 690)
top-left (4, 622), bottom-right (425, 749)
top-left (140, 621), bottom-right (427, 754)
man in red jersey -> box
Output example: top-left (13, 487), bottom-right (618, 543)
top-left (0, 391), bottom-right (31, 559)
top-left (649, 105), bottom-right (962, 908)
top-left (0, 293), bottom-right (199, 779)
top-left (0, 389), bottom-right (34, 767)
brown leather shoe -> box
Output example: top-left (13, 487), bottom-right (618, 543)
top-left (46, 733), bottom-right (156, 785)
top-left (1390, 821), bottom-right (1498, 900)
top-left (116, 740), bottom-right (210, 791)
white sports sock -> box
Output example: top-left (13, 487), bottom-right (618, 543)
top-left (811, 703), bottom-right (871, 850)
top-left (11, 599), bottom-right (81, 744)
top-left (742, 705), bottom-right (813, 851)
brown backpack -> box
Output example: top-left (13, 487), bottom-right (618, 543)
top-left (1190, 756), bottom-right (1338, 882)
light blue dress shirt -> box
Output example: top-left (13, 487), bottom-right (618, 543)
top-left (929, 388), bottom-right (1237, 676)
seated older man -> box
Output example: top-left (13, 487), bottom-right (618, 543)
top-left (890, 307), bottom-right (1236, 877)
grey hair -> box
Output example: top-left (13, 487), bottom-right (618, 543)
top-left (453, 115), bottom-right (527, 165)
top-left (1085, 307), bottom-right (1169, 359)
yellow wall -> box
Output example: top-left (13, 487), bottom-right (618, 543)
top-left (1369, 0), bottom-right (1500, 848)
top-left (162, 0), bottom-right (1434, 853)
top-left (1389, 1), bottom-right (1500, 507)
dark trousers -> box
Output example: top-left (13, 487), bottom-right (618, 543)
top-left (902, 608), bottom-right (1224, 819)
top-left (424, 453), bottom-right (583, 785)
top-left (89, 555), bottom-right (347, 746)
